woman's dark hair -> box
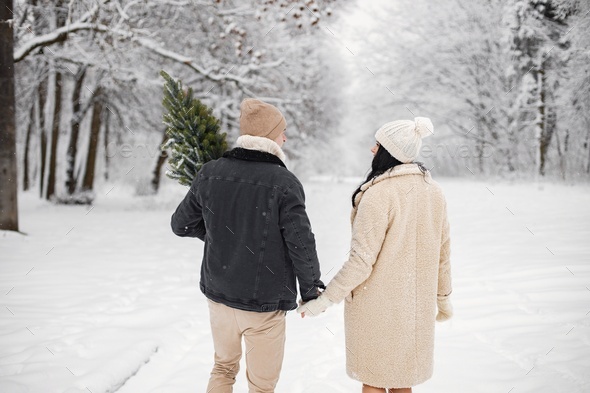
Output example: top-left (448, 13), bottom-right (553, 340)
top-left (351, 144), bottom-right (428, 207)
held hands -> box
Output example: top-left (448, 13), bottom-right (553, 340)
top-left (436, 295), bottom-right (453, 322)
top-left (297, 295), bottom-right (333, 318)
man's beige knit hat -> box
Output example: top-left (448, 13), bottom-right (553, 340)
top-left (239, 98), bottom-right (287, 140)
top-left (375, 117), bottom-right (434, 163)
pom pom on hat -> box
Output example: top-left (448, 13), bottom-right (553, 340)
top-left (414, 117), bottom-right (434, 138)
top-left (239, 98), bottom-right (287, 141)
top-left (375, 117), bottom-right (434, 163)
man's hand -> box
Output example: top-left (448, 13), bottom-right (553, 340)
top-left (297, 295), bottom-right (333, 318)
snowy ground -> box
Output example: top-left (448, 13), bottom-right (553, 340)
top-left (1, 178), bottom-right (590, 392)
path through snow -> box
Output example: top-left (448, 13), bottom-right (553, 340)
top-left (1, 179), bottom-right (589, 392)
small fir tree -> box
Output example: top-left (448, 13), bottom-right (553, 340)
top-left (160, 70), bottom-right (228, 186)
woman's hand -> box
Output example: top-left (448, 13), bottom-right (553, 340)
top-left (297, 295), bottom-right (333, 318)
top-left (436, 295), bottom-right (453, 322)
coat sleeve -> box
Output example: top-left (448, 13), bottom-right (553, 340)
top-left (323, 188), bottom-right (389, 304)
top-left (170, 175), bottom-right (206, 241)
top-left (279, 180), bottom-right (324, 302)
top-left (437, 198), bottom-right (452, 297)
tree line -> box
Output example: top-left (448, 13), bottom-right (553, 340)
top-left (1, 0), bottom-right (340, 234)
top-left (342, 0), bottom-right (590, 179)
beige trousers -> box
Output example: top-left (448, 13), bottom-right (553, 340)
top-left (206, 299), bottom-right (287, 393)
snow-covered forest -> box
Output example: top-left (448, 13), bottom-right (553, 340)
top-left (3, 0), bottom-right (590, 207)
top-left (5, 0), bottom-right (343, 206)
top-left (1, 0), bottom-right (590, 392)
top-left (332, 0), bottom-right (590, 178)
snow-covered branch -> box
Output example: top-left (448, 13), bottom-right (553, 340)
top-left (217, 6), bottom-right (255, 16)
top-left (132, 36), bottom-right (254, 85)
top-left (14, 1), bottom-right (101, 62)
top-left (15, 19), bottom-right (270, 86)
top-left (14, 21), bottom-right (98, 62)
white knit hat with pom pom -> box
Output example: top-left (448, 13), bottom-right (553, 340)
top-left (374, 117), bottom-right (434, 163)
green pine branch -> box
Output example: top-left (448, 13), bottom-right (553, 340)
top-left (160, 70), bottom-right (228, 186)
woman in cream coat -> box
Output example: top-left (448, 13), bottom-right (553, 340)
top-left (298, 117), bottom-right (453, 393)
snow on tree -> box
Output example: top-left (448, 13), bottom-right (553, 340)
top-left (335, 0), bottom-right (518, 176)
top-left (336, 0), bottom-right (589, 179)
top-left (506, 0), bottom-right (570, 177)
top-left (552, 0), bottom-right (590, 176)
top-left (161, 70), bottom-right (227, 187)
top-left (11, 0), bottom-right (344, 198)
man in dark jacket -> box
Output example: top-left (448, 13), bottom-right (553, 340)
top-left (171, 98), bottom-right (324, 393)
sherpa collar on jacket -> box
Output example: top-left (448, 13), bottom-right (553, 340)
top-left (236, 135), bottom-right (287, 162)
top-left (353, 164), bottom-right (431, 207)
top-left (360, 164), bottom-right (431, 192)
top-left (223, 147), bottom-right (286, 168)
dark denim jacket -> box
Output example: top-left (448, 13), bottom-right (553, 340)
top-left (171, 148), bottom-right (324, 312)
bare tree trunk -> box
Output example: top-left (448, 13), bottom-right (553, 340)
top-left (65, 66), bottom-right (87, 194)
top-left (537, 62), bottom-right (558, 177)
top-left (30, 0), bottom-right (49, 197)
top-left (473, 118), bottom-right (485, 173)
top-left (46, 70), bottom-right (62, 200)
top-left (103, 106), bottom-right (110, 180)
top-left (505, 107), bottom-right (519, 173)
top-left (150, 131), bottom-right (169, 193)
top-left (539, 66), bottom-right (558, 178)
top-left (39, 76), bottom-right (48, 197)
top-left (45, 0), bottom-right (66, 201)
top-left (0, 0), bottom-right (19, 231)
top-left (535, 64), bottom-right (546, 177)
top-left (23, 100), bottom-right (35, 191)
top-left (555, 127), bottom-right (568, 180)
top-left (81, 88), bottom-right (103, 191)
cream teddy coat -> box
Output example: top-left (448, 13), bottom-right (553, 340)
top-left (322, 164), bottom-right (452, 388)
